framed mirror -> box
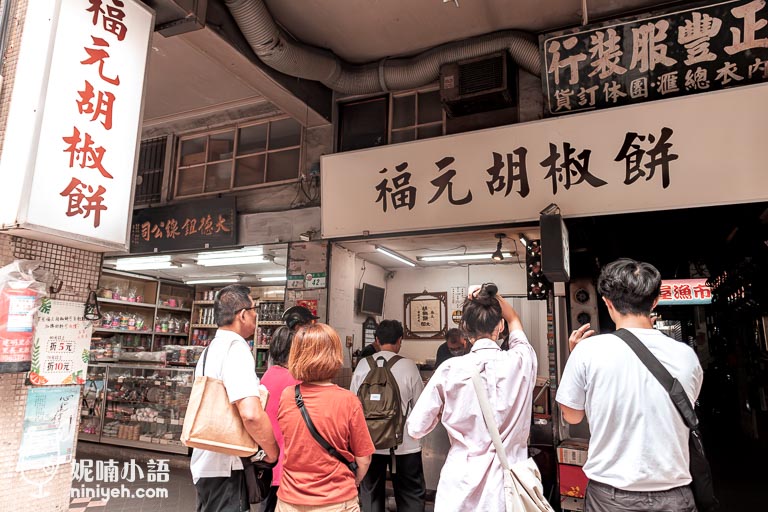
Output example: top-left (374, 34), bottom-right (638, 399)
top-left (403, 291), bottom-right (448, 340)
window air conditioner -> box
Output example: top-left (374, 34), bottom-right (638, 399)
top-left (439, 51), bottom-right (518, 118)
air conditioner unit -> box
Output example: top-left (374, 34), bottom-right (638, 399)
top-left (439, 51), bottom-right (518, 118)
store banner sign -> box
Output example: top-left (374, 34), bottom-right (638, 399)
top-left (130, 197), bottom-right (237, 253)
top-left (0, 0), bottom-right (154, 251)
top-left (657, 278), bottom-right (712, 305)
top-left (540, 0), bottom-right (768, 116)
top-left (321, 83), bottom-right (768, 239)
top-left (17, 386), bottom-right (79, 471)
top-left (30, 299), bottom-right (93, 386)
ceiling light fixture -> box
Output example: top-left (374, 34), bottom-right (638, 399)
top-left (418, 252), bottom-right (514, 262)
top-left (184, 277), bottom-right (240, 285)
top-left (492, 233), bottom-right (505, 261)
top-left (375, 246), bottom-right (416, 267)
top-left (259, 276), bottom-right (287, 282)
top-left (196, 255), bottom-right (271, 267)
top-left (113, 255), bottom-right (181, 271)
top-left (197, 247), bottom-right (263, 260)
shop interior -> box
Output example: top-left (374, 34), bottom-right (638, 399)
top-left (80, 244), bottom-right (289, 453)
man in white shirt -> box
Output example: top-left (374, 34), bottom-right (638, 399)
top-left (557, 259), bottom-right (703, 512)
top-left (191, 285), bottom-right (279, 512)
top-left (350, 320), bottom-right (425, 512)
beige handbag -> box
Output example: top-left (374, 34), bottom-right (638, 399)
top-left (470, 368), bottom-right (556, 512)
top-left (181, 340), bottom-right (267, 457)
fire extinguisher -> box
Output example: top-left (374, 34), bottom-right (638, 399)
top-left (0, 285), bottom-right (39, 373)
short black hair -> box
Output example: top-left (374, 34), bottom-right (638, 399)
top-left (269, 326), bottom-right (294, 366)
top-left (445, 328), bottom-right (463, 344)
top-left (598, 258), bottom-right (661, 315)
top-left (375, 320), bottom-right (403, 346)
top-left (461, 283), bottom-right (502, 339)
top-left (283, 305), bottom-right (319, 330)
top-left (214, 285), bottom-right (252, 327)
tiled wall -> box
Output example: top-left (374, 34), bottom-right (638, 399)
top-left (0, 233), bottom-right (103, 511)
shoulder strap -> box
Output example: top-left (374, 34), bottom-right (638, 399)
top-left (384, 354), bottom-right (403, 370)
top-left (469, 367), bottom-right (510, 471)
top-left (201, 338), bottom-right (239, 378)
top-left (366, 356), bottom-right (377, 370)
top-left (614, 328), bottom-right (699, 430)
top-left (294, 384), bottom-right (359, 474)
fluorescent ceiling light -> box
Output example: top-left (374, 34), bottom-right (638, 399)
top-left (185, 277), bottom-right (240, 285)
top-left (113, 255), bottom-right (181, 271)
top-left (418, 252), bottom-right (514, 262)
top-left (259, 276), bottom-right (286, 282)
top-left (197, 247), bottom-right (263, 261)
top-left (196, 255), bottom-right (271, 267)
top-left (375, 246), bottom-right (416, 267)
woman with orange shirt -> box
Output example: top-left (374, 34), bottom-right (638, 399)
top-left (277, 323), bottom-right (374, 512)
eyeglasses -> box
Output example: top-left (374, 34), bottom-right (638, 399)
top-left (237, 306), bottom-right (258, 314)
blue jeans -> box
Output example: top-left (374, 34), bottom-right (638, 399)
top-left (585, 480), bottom-right (697, 512)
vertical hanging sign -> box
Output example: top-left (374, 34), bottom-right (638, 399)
top-left (0, 0), bottom-right (155, 251)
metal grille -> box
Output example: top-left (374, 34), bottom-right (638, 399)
top-left (134, 136), bottom-right (166, 205)
top-left (459, 55), bottom-right (504, 95)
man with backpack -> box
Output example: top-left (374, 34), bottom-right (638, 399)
top-left (350, 320), bottom-right (426, 512)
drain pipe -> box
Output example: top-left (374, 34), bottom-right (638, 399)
top-left (224, 0), bottom-right (541, 95)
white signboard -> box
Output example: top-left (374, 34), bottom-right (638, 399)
top-left (30, 299), bottom-right (93, 386)
top-left (0, 0), bottom-right (154, 251)
top-left (321, 83), bottom-right (768, 238)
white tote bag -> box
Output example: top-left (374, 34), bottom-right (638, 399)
top-left (470, 368), bottom-right (556, 512)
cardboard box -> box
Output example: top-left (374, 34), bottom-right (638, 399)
top-left (561, 497), bottom-right (585, 511)
top-left (559, 463), bottom-right (588, 499)
top-left (557, 439), bottom-right (589, 466)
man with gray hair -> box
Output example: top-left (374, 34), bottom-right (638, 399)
top-left (191, 284), bottom-right (279, 512)
top-left (557, 259), bottom-right (703, 512)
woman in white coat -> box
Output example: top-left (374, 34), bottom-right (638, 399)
top-left (406, 283), bottom-right (537, 512)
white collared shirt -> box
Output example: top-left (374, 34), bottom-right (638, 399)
top-left (190, 329), bottom-right (260, 483)
top-left (407, 331), bottom-right (537, 512)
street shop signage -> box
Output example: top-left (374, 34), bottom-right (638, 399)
top-left (321, 82), bottom-right (768, 238)
top-left (539, 0), bottom-right (768, 116)
top-left (0, 0), bottom-right (154, 251)
top-left (17, 386), bottom-right (79, 471)
top-left (657, 278), bottom-right (713, 305)
top-left (130, 197), bottom-right (237, 253)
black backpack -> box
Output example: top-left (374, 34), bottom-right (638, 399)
top-left (357, 355), bottom-right (404, 450)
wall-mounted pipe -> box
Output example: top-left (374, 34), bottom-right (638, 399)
top-left (225, 0), bottom-right (541, 95)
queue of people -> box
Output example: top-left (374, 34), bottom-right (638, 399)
top-left (192, 257), bottom-right (706, 512)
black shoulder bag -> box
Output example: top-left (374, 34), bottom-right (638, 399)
top-left (614, 328), bottom-right (718, 512)
top-left (294, 384), bottom-right (359, 474)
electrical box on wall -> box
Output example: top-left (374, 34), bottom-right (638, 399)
top-left (439, 51), bottom-right (518, 118)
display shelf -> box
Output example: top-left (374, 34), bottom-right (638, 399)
top-left (156, 305), bottom-right (192, 312)
top-left (153, 332), bottom-right (189, 337)
top-left (193, 300), bottom-right (214, 305)
top-left (94, 328), bottom-right (153, 335)
top-left (86, 364), bottom-right (194, 454)
top-left (259, 320), bottom-right (283, 326)
top-left (99, 298), bottom-right (156, 309)
top-left (78, 432), bottom-right (100, 443)
top-left (99, 436), bottom-right (188, 455)
top-left (191, 324), bottom-right (217, 328)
